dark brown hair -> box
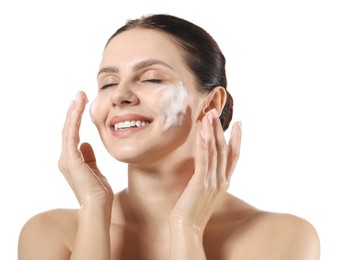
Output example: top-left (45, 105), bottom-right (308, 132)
top-left (105, 14), bottom-right (233, 131)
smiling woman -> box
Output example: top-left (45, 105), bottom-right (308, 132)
top-left (18, 14), bottom-right (320, 260)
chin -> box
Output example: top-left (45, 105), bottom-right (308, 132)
top-left (109, 147), bottom-right (138, 162)
top-left (107, 141), bottom-right (179, 166)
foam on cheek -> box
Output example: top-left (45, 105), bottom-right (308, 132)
top-left (156, 81), bottom-right (187, 131)
top-left (89, 97), bottom-right (98, 124)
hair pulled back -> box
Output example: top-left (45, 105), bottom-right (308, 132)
top-left (105, 14), bottom-right (233, 131)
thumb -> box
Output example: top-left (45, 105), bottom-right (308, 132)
top-left (80, 142), bottom-right (98, 170)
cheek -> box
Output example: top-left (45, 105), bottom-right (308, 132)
top-left (89, 96), bottom-right (107, 126)
top-left (154, 82), bottom-right (188, 130)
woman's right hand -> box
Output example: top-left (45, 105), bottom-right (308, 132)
top-left (58, 91), bottom-right (113, 209)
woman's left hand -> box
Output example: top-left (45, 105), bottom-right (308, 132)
top-left (169, 108), bottom-right (242, 233)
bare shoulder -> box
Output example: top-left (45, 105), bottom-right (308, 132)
top-left (18, 208), bottom-right (78, 260)
top-left (211, 194), bottom-right (320, 259)
top-left (235, 211), bottom-right (320, 259)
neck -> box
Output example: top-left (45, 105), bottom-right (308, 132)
top-left (120, 156), bottom-right (194, 229)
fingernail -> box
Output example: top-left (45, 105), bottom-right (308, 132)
top-left (76, 91), bottom-right (81, 102)
top-left (83, 92), bottom-right (89, 104)
top-left (238, 121), bottom-right (242, 129)
top-left (207, 111), bottom-right (213, 124)
top-left (211, 108), bottom-right (218, 117)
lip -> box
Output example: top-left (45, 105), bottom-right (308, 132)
top-left (109, 114), bottom-right (153, 138)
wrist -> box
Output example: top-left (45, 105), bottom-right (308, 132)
top-left (169, 223), bottom-right (206, 260)
top-left (169, 222), bottom-right (204, 240)
top-left (79, 202), bottom-right (113, 224)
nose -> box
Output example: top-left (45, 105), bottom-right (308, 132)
top-left (111, 84), bottom-right (139, 108)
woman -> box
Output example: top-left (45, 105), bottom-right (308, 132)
top-left (18, 14), bottom-right (320, 259)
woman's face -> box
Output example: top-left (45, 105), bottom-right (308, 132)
top-left (91, 28), bottom-right (206, 164)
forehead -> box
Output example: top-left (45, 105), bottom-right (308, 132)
top-left (101, 28), bottom-right (185, 69)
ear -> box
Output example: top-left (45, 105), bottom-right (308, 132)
top-left (202, 86), bottom-right (227, 116)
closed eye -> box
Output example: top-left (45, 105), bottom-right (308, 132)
top-left (100, 83), bottom-right (117, 90)
top-left (142, 79), bottom-right (163, 83)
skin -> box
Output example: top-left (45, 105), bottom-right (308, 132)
top-left (18, 29), bottom-right (320, 259)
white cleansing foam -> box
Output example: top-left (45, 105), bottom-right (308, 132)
top-left (155, 81), bottom-right (187, 131)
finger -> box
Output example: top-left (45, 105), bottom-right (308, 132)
top-left (194, 119), bottom-right (209, 182)
top-left (225, 121), bottom-right (242, 182)
top-left (203, 110), bottom-right (218, 185)
top-left (79, 142), bottom-right (110, 190)
top-left (212, 109), bottom-right (228, 186)
top-left (61, 91), bottom-right (88, 157)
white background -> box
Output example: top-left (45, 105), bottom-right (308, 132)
top-left (1, 0), bottom-right (337, 259)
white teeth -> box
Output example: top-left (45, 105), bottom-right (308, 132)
top-left (114, 120), bottom-right (150, 131)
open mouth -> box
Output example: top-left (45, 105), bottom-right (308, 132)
top-left (113, 120), bottom-right (152, 131)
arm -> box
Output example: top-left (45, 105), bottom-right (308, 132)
top-left (70, 204), bottom-right (112, 260)
top-left (169, 108), bottom-right (242, 259)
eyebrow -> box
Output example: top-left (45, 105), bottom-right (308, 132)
top-left (97, 59), bottom-right (174, 77)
